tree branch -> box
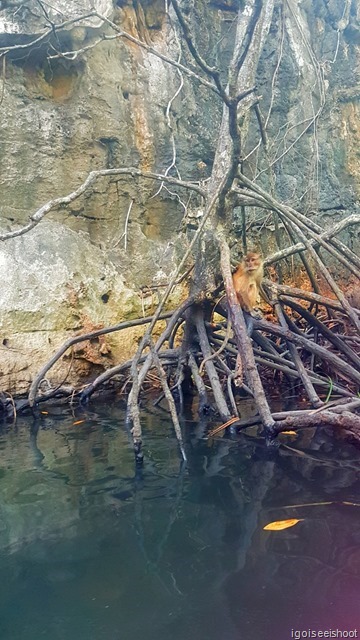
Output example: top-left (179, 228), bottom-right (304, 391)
top-left (0, 12), bottom-right (97, 54)
top-left (168, 0), bottom-right (228, 102)
top-left (265, 214), bottom-right (360, 267)
top-left (93, 12), bottom-right (221, 97)
top-left (0, 167), bottom-right (205, 241)
top-left (28, 311), bottom-right (175, 407)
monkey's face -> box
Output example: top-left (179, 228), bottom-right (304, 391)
top-left (244, 253), bottom-right (261, 272)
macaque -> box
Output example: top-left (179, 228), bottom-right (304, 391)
top-left (233, 252), bottom-right (264, 312)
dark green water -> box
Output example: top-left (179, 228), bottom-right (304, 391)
top-left (0, 403), bottom-right (359, 640)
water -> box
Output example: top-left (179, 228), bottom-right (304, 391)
top-left (0, 402), bottom-right (359, 640)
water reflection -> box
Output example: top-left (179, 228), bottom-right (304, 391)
top-left (0, 404), bottom-right (359, 640)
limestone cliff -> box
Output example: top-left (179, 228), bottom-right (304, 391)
top-left (0, 0), bottom-right (359, 393)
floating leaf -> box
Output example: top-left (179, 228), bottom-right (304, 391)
top-left (263, 518), bottom-right (303, 531)
top-left (41, 411), bottom-right (49, 415)
top-left (73, 420), bottom-right (85, 426)
top-left (280, 430), bottom-right (297, 435)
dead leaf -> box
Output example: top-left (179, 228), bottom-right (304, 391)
top-left (73, 419), bottom-right (85, 426)
top-left (263, 518), bottom-right (303, 531)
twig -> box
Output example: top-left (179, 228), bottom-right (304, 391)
top-left (169, 0), bottom-right (227, 102)
top-left (0, 12), bottom-right (97, 54)
top-left (93, 12), bottom-right (221, 96)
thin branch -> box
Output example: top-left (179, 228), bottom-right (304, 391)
top-left (254, 318), bottom-right (360, 387)
top-left (279, 213), bottom-right (360, 332)
top-left (283, 297), bottom-right (360, 371)
top-left (274, 302), bottom-right (322, 407)
top-left (271, 282), bottom-right (360, 316)
top-left (0, 12), bottom-right (97, 54)
top-left (92, 13), bottom-right (221, 96)
top-left (0, 167), bottom-right (205, 241)
top-left (210, 331), bottom-right (353, 397)
top-left (28, 311), bottom-right (175, 407)
top-left (113, 198), bottom-right (133, 250)
top-left (265, 214), bottom-right (360, 268)
top-left (151, 346), bottom-right (187, 462)
top-left (150, 22), bottom-right (184, 202)
top-left (169, 0), bottom-right (227, 102)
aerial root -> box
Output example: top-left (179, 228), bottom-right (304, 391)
top-left (1, 280), bottom-right (359, 461)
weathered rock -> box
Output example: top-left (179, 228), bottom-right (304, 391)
top-left (0, 220), bottom-right (184, 393)
top-left (0, 0), bottom-right (359, 393)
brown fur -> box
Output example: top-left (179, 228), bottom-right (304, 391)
top-left (232, 252), bottom-right (264, 312)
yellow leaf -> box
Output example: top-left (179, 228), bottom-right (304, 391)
top-left (73, 419), bottom-right (85, 426)
top-left (41, 411), bottom-right (49, 415)
top-left (263, 518), bottom-right (303, 531)
top-left (280, 430), bottom-right (297, 435)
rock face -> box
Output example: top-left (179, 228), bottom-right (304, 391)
top-left (0, 0), bottom-right (359, 393)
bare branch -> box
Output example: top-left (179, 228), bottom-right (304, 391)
top-left (267, 280), bottom-right (360, 315)
top-left (93, 13), bottom-right (221, 96)
top-left (0, 167), bottom-right (205, 241)
top-left (151, 345), bottom-right (187, 462)
top-left (0, 12), bottom-right (97, 54)
top-left (265, 214), bottom-right (360, 265)
top-left (27, 311), bottom-right (176, 407)
top-left (254, 318), bottom-right (360, 386)
top-left (169, 0), bottom-right (228, 102)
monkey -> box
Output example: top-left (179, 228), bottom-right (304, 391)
top-left (199, 253), bottom-right (265, 374)
top-left (232, 252), bottom-right (265, 336)
top-left (232, 251), bottom-right (264, 312)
